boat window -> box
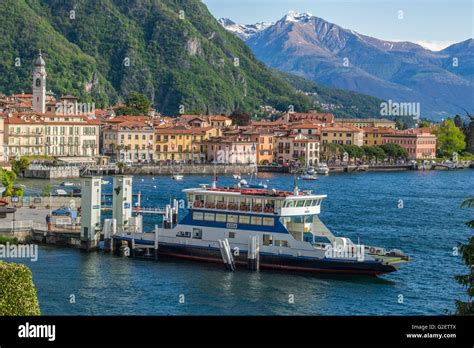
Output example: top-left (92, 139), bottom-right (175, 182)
top-left (262, 217), bottom-right (275, 226)
top-left (292, 216), bottom-right (303, 223)
top-left (239, 198), bottom-right (251, 211)
top-left (297, 200), bottom-right (305, 207)
top-left (193, 212), bottom-right (204, 221)
top-left (252, 199), bottom-right (263, 213)
top-left (215, 214), bottom-right (227, 222)
top-left (284, 200), bottom-right (295, 208)
top-left (251, 216), bottom-right (262, 225)
top-left (193, 228), bottom-right (202, 239)
top-left (263, 234), bottom-right (273, 246)
top-left (227, 215), bottom-right (239, 223)
top-left (274, 240), bottom-right (289, 247)
top-left (304, 200), bottom-right (312, 207)
top-left (228, 232), bottom-right (236, 239)
top-left (239, 215), bottom-right (250, 224)
top-left (204, 213), bottom-right (215, 221)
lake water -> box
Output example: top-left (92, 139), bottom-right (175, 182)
top-left (11, 170), bottom-right (474, 315)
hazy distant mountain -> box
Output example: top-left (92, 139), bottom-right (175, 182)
top-left (220, 11), bottom-right (474, 119)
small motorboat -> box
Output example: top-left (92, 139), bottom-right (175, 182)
top-left (316, 163), bottom-right (330, 175)
top-left (301, 174), bottom-right (318, 181)
top-left (239, 179), bottom-right (267, 189)
top-left (306, 167), bottom-right (316, 175)
top-left (172, 174), bottom-right (184, 181)
top-left (60, 182), bottom-right (75, 187)
top-left (0, 198), bottom-right (16, 218)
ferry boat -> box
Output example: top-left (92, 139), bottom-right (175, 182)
top-left (116, 181), bottom-right (409, 276)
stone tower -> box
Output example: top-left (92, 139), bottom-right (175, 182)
top-left (32, 50), bottom-right (47, 114)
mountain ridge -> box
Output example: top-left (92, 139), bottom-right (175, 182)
top-left (220, 12), bottom-right (474, 119)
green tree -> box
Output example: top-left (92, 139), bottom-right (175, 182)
top-left (380, 143), bottom-right (408, 162)
top-left (116, 92), bottom-right (151, 116)
top-left (0, 169), bottom-right (24, 197)
top-left (433, 119), bottom-right (466, 157)
top-left (116, 162), bottom-right (125, 174)
top-left (11, 157), bottom-right (30, 176)
top-left (453, 115), bottom-right (464, 129)
top-left (0, 261), bottom-right (41, 315)
top-left (342, 144), bottom-right (365, 162)
top-left (455, 198), bottom-right (474, 315)
top-left (41, 184), bottom-right (52, 197)
top-left (418, 121), bottom-right (432, 128)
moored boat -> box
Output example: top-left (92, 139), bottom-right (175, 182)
top-left (115, 180), bottom-right (409, 276)
top-left (316, 163), bottom-right (330, 175)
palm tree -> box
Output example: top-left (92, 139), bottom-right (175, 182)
top-left (125, 145), bottom-right (132, 162)
top-left (455, 197), bottom-right (474, 314)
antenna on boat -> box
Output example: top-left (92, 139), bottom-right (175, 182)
top-left (293, 173), bottom-right (299, 195)
top-left (211, 164), bottom-right (217, 189)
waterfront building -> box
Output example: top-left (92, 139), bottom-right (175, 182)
top-left (102, 120), bottom-right (155, 162)
top-left (320, 124), bottom-right (364, 147)
top-left (362, 127), bottom-right (396, 146)
top-left (290, 122), bottom-right (322, 136)
top-left (280, 112), bottom-right (335, 125)
top-left (382, 129), bottom-right (437, 159)
top-left (337, 118), bottom-right (396, 129)
top-left (4, 112), bottom-right (100, 157)
top-left (179, 114), bottom-right (233, 129)
top-left (275, 132), bottom-right (320, 166)
top-left (206, 136), bottom-right (257, 164)
top-left (243, 130), bottom-right (275, 165)
top-left (155, 126), bottom-right (220, 163)
top-left (2, 51), bottom-right (101, 160)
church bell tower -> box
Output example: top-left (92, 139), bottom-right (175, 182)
top-left (32, 50), bottom-right (47, 114)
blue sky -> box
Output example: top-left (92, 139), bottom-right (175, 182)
top-left (203, 0), bottom-right (473, 50)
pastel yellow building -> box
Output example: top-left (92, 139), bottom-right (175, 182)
top-left (155, 127), bottom-right (220, 163)
top-left (102, 120), bottom-right (155, 163)
top-left (4, 112), bottom-right (100, 158)
top-left (362, 127), bottom-right (395, 146)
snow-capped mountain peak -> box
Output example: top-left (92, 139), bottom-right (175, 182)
top-left (282, 11), bottom-right (314, 23)
top-left (218, 18), bottom-right (273, 40)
